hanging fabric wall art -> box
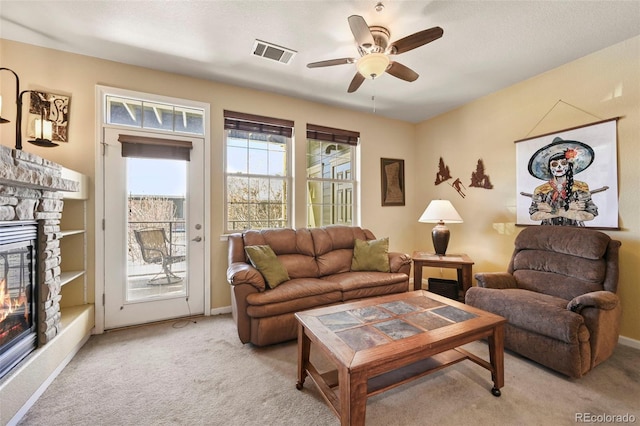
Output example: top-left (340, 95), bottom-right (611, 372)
top-left (515, 118), bottom-right (618, 228)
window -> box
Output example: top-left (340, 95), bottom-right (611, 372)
top-left (306, 124), bottom-right (359, 227)
top-left (224, 111), bottom-right (293, 232)
top-left (106, 95), bottom-right (205, 135)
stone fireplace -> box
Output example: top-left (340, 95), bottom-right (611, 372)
top-left (0, 144), bottom-right (78, 379)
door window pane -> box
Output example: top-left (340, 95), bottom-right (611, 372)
top-left (126, 158), bottom-right (187, 301)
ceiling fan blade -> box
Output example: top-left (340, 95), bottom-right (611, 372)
top-left (347, 73), bottom-right (365, 93)
top-left (348, 15), bottom-right (375, 48)
top-left (386, 61), bottom-right (419, 82)
top-left (307, 58), bottom-right (355, 68)
top-left (390, 27), bottom-right (444, 55)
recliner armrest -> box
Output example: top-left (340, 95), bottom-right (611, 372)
top-left (474, 272), bottom-right (517, 289)
top-left (227, 262), bottom-right (266, 291)
top-left (567, 290), bottom-right (619, 313)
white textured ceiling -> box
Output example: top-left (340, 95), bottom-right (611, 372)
top-left (1, 0), bottom-right (639, 123)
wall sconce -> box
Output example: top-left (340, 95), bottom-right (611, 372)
top-left (418, 199), bottom-right (463, 256)
top-left (0, 68), bottom-right (58, 149)
top-left (20, 90), bottom-right (57, 147)
top-left (0, 67), bottom-right (23, 149)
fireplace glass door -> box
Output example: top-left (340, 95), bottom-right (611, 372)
top-left (0, 222), bottom-right (37, 379)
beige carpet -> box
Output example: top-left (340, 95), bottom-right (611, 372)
top-left (18, 314), bottom-right (640, 426)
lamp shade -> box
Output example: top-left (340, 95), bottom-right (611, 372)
top-left (356, 53), bottom-right (390, 79)
top-left (418, 200), bottom-right (463, 224)
top-left (418, 200), bottom-right (463, 256)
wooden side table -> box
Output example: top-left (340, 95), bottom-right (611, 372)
top-left (412, 252), bottom-right (475, 300)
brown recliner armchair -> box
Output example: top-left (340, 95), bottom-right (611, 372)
top-left (465, 225), bottom-right (621, 378)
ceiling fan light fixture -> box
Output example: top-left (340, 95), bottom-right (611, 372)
top-left (356, 53), bottom-right (389, 79)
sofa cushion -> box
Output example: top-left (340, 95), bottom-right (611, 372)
top-left (311, 226), bottom-right (375, 276)
top-left (322, 271), bottom-right (409, 301)
top-left (316, 249), bottom-right (354, 276)
top-left (278, 253), bottom-right (320, 279)
top-left (242, 228), bottom-right (319, 278)
top-left (351, 237), bottom-right (390, 272)
top-left (243, 228), bottom-right (315, 256)
top-left (244, 245), bottom-right (289, 289)
top-left (246, 278), bottom-right (343, 318)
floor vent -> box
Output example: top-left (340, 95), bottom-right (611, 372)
top-left (252, 40), bottom-right (296, 65)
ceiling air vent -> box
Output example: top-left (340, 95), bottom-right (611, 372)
top-left (252, 40), bottom-right (296, 65)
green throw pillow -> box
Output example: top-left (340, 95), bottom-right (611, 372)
top-left (351, 237), bottom-right (390, 272)
top-left (244, 245), bottom-right (290, 289)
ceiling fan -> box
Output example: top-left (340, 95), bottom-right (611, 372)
top-left (307, 15), bottom-right (444, 93)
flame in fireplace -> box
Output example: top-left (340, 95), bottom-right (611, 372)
top-left (1, 278), bottom-right (29, 324)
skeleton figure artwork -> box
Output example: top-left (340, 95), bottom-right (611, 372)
top-left (515, 118), bottom-right (618, 228)
top-left (527, 137), bottom-right (600, 226)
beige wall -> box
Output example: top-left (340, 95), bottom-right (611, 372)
top-left (0, 39), bottom-right (416, 316)
top-left (415, 36), bottom-right (640, 340)
top-left (2, 36), bottom-right (638, 341)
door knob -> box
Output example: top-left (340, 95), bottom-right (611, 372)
top-left (191, 236), bottom-right (202, 242)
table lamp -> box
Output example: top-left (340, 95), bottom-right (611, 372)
top-left (418, 200), bottom-right (463, 256)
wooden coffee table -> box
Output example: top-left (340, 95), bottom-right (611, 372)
top-left (295, 290), bottom-right (506, 426)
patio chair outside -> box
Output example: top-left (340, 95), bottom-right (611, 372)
top-left (134, 228), bottom-right (185, 284)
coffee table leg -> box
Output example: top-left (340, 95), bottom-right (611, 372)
top-left (296, 323), bottom-right (310, 390)
top-left (339, 368), bottom-right (367, 426)
top-left (487, 324), bottom-right (505, 396)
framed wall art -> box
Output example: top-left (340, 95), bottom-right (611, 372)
top-left (380, 158), bottom-right (405, 206)
top-left (515, 118), bottom-right (618, 228)
top-left (28, 90), bottom-right (70, 143)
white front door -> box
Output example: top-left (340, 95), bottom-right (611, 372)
top-left (103, 128), bottom-right (205, 329)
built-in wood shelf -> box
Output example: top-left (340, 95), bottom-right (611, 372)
top-left (60, 270), bottom-right (85, 287)
top-left (60, 229), bottom-right (85, 238)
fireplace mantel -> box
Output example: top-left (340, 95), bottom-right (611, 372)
top-left (0, 145), bottom-right (78, 193)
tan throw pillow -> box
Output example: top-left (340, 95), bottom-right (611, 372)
top-left (351, 237), bottom-right (390, 272)
top-left (244, 245), bottom-right (290, 289)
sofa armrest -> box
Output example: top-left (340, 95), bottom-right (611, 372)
top-left (230, 282), bottom-right (260, 344)
top-left (474, 272), bottom-right (517, 289)
top-left (227, 261), bottom-right (266, 292)
top-left (389, 252), bottom-right (411, 275)
top-left (567, 290), bottom-right (619, 313)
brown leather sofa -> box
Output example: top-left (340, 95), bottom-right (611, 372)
top-left (466, 225), bottom-right (621, 378)
top-left (227, 226), bottom-right (412, 346)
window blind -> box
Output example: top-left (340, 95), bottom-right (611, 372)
top-left (224, 110), bottom-right (294, 138)
top-left (118, 134), bottom-right (193, 161)
top-left (306, 124), bottom-right (360, 146)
